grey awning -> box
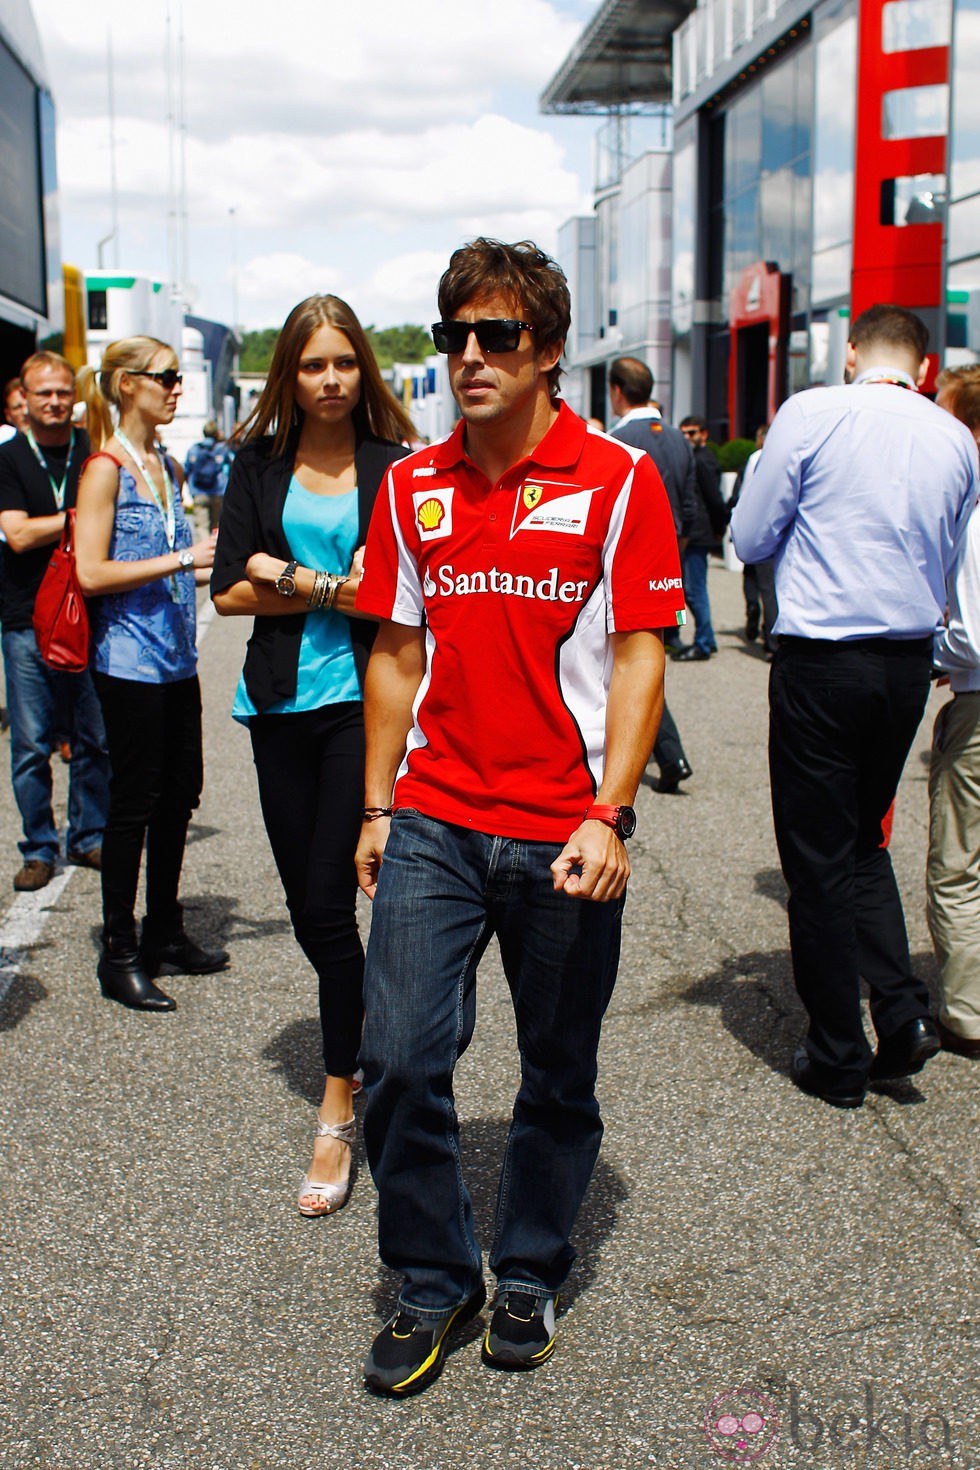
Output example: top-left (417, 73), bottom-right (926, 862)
top-left (541, 0), bottom-right (696, 113)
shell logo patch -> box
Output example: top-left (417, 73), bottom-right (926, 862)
top-left (417, 497), bottom-right (445, 531)
top-left (412, 485), bottom-right (454, 541)
top-left (522, 482), bottom-right (544, 510)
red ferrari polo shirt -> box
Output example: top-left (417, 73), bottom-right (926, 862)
top-left (357, 402), bottom-right (685, 841)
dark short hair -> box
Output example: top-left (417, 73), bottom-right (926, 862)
top-left (936, 364), bottom-right (980, 435)
top-left (608, 357), bottom-right (653, 406)
top-left (849, 304), bottom-right (929, 362)
top-left (437, 238), bottom-right (570, 395)
top-left (679, 415), bottom-right (708, 434)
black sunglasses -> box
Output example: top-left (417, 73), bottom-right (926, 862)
top-left (131, 369), bottom-right (183, 390)
top-left (430, 319), bottom-right (534, 355)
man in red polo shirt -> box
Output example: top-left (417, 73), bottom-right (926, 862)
top-left (354, 238), bottom-right (684, 1397)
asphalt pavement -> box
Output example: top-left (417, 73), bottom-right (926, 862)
top-left (0, 562), bottom-right (977, 1470)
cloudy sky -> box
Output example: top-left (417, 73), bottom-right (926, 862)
top-left (36, 0), bottom-right (601, 332)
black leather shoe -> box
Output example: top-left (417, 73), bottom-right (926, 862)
top-left (790, 1048), bottom-right (865, 1109)
top-left (673, 645), bottom-right (712, 662)
top-left (140, 928), bottom-right (229, 978)
top-left (868, 1017), bottom-right (940, 1082)
top-left (658, 758), bottom-right (693, 794)
top-left (937, 1020), bottom-right (980, 1058)
top-left (98, 951), bottom-right (176, 1012)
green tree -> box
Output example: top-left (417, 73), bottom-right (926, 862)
top-left (239, 328), bottom-right (280, 373)
top-left (366, 325), bottom-right (433, 368)
top-left (236, 323), bottom-right (433, 375)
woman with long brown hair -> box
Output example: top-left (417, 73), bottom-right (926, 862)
top-left (75, 336), bottom-right (226, 1012)
top-left (212, 295), bottom-right (413, 1216)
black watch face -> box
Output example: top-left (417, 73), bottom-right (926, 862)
top-left (617, 805), bottom-right (637, 840)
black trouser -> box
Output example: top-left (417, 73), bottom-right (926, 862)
top-left (653, 700), bottom-right (687, 771)
top-left (94, 673), bottom-right (203, 945)
top-left (768, 637), bottom-right (933, 1087)
top-left (249, 702), bottom-right (365, 1078)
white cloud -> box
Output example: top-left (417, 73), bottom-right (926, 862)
top-left (36, 0), bottom-right (596, 328)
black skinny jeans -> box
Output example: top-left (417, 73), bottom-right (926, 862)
top-left (94, 673), bottom-right (203, 945)
top-left (248, 702), bottom-right (365, 1078)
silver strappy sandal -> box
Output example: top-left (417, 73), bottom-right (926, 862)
top-left (297, 1115), bottom-right (356, 1218)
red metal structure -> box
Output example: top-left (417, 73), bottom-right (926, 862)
top-left (850, 0), bottom-right (949, 387)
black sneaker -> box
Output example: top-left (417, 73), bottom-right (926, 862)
top-left (481, 1289), bottom-right (558, 1371)
top-left (363, 1284), bottom-right (486, 1396)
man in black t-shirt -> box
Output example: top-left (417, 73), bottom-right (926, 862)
top-left (0, 351), bottom-right (109, 891)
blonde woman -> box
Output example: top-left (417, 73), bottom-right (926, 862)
top-left (75, 337), bottom-right (227, 1012)
top-left (212, 295), bottom-right (412, 1216)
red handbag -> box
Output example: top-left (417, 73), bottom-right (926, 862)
top-left (32, 508), bottom-right (90, 672)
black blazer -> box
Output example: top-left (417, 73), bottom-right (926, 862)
top-left (211, 429), bottom-right (408, 712)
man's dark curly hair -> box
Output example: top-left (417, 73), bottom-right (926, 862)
top-left (437, 237), bottom-right (570, 396)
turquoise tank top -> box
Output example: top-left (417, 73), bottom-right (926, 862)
top-left (232, 477), bottom-right (360, 721)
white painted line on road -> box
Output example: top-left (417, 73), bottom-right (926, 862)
top-left (0, 870), bottom-right (73, 1004)
top-left (0, 593), bottom-right (219, 1006)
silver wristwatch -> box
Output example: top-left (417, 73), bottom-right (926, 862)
top-left (275, 559), bottom-right (298, 597)
top-left (178, 548), bottom-right (195, 570)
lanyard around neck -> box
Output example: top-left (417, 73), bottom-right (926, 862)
top-left (26, 427), bottom-right (74, 510)
top-left (115, 429), bottom-right (176, 550)
top-left (115, 429), bottom-right (181, 601)
top-left (854, 369), bottom-right (918, 391)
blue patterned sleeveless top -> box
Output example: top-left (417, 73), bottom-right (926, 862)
top-left (90, 463), bottom-right (198, 683)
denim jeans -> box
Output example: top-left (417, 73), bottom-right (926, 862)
top-left (2, 628), bottom-right (110, 863)
top-left (360, 811), bottom-right (623, 1317)
top-left (682, 545), bottom-right (717, 654)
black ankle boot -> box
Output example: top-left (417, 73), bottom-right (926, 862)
top-left (140, 919), bottom-right (229, 978)
top-left (98, 938), bottom-right (176, 1012)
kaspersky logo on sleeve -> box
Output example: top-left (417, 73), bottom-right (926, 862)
top-left (413, 486), bottom-right (454, 541)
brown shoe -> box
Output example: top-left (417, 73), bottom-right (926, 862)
top-left (13, 859), bottom-right (55, 892)
top-left (937, 1019), bottom-right (980, 1059)
top-left (68, 847), bottom-right (101, 871)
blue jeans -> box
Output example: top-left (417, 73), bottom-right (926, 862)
top-left (2, 628), bottom-right (110, 863)
top-left (682, 545), bottom-right (717, 654)
top-left (360, 811), bottom-right (623, 1317)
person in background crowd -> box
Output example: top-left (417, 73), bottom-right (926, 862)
top-left (184, 420), bottom-right (231, 532)
top-left (212, 295), bottom-right (413, 1218)
top-left (608, 356), bottom-right (694, 792)
top-left (0, 378), bottom-right (29, 731)
top-left (0, 378), bottom-right (28, 444)
top-left (928, 364), bottom-right (980, 1060)
top-left (675, 415), bottom-right (728, 661)
top-left (0, 352), bottom-right (109, 891)
top-left (75, 338), bottom-right (225, 1013)
top-left (354, 238), bottom-right (683, 1396)
top-left (731, 304), bottom-right (979, 1109)
top-left (729, 424), bottom-right (779, 659)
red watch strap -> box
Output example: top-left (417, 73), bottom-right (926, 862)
top-left (583, 804), bottom-right (620, 830)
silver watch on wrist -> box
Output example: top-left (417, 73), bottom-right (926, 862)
top-left (275, 559), bottom-right (298, 597)
top-left (178, 548), bottom-right (195, 570)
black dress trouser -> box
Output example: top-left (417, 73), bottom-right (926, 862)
top-left (248, 702), bottom-right (365, 1078)
top-left (94, 673), bottom-right (203, 944)
top-left (768, 636), bottom-right (933, 1088)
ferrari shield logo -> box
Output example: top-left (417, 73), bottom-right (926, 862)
top-left (522, 482), bottom-right (544, 510)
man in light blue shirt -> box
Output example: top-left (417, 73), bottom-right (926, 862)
top-left (732, 304), bottom-right (979, 1108)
